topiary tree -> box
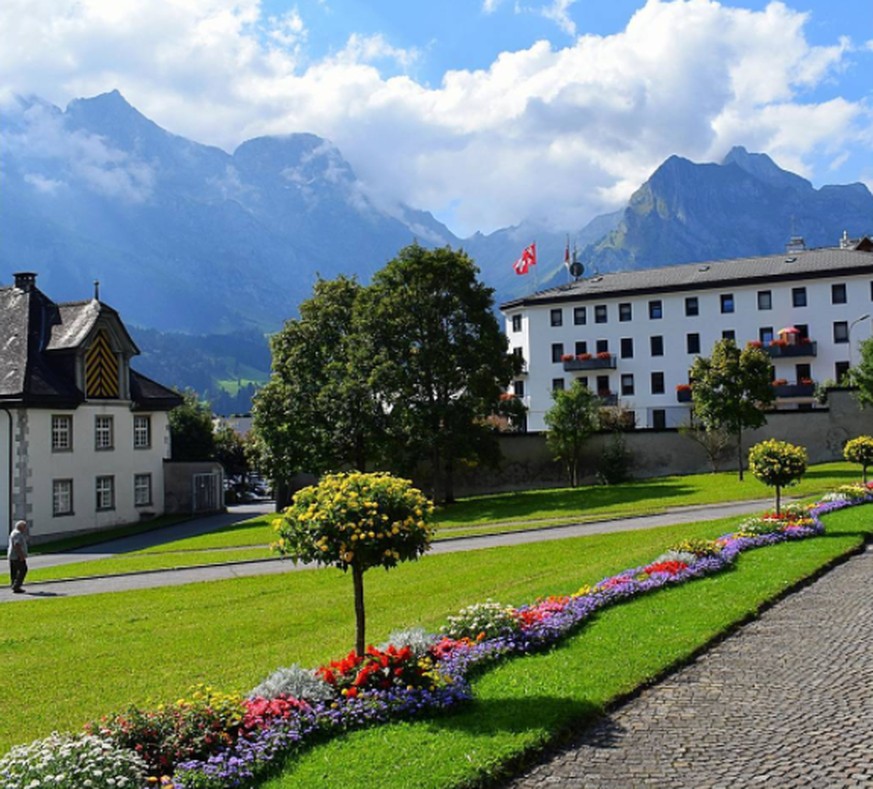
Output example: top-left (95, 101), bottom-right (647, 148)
top-left (273, 472), bottom-right (433, 656)
top-left (544, 379), bottom-right (600, 487)
top-left (843, 436), bottom-right (873, 483)
top-left (748, 439), bottom-right (808, 514)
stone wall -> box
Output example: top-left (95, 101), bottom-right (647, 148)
top-left (449, 390), bottom-right (873, 497)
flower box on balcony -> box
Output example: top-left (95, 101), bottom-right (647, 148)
top-left (773, 382), bottom-right (816, 398)
top-left (676, 384), bottom-right (692, 403)
top-left (766, 340), bottom-right (817, 358)
top-left (563, 354), bottom-right (616, 371)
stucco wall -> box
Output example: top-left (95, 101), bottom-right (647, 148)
top-left (450, 389), bottom-right (873, 496)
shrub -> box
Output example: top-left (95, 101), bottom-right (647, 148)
top-left (843, 436), bottom-right (873, 483)
top-left (668, 538), bottom-right (722, 558)
top-left (249, 665), bottom-right (335, 702)
top-left (378, 626), bottom-right (438, 658)
top-left (0, 732), bottom-right (147, 789)
top-left (442, 600), bottom-right (521, 640)
top-left (748, 439), bottom-right (808, 514)
top-left (316, 645), bottom-right (431, 698)
top-left (596, 431), bottom-right (632, 484)
top-left (86, 685), bottom-right (245, 777)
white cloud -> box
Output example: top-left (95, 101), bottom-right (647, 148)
top-left (0, 0), bottom-right (869, 234)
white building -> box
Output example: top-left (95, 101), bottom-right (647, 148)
top-left (501, 239), bottom-right (873, 431)
top-left (1, 272), bottom-right (183, 541)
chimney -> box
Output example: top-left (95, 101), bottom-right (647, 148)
top-left (13, 272), bottom-right (37, 292)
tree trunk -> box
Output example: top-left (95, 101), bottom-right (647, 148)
top-left (444, 455), bottom-right (456, 504)
top-left (352, 564), bottom-right (366, 657)
top-left (776, 484), bottom-right (781, 515)
top-left (736, 430), bottom-right (744, 481)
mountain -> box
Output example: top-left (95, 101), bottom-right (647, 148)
top-left (575, 146), bottom-right (873, 273)
top-left (1, 90), bottom-right (459, 333)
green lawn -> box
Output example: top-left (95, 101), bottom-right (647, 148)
top-left (1, 499), bottom-right (869, 779)
top-left (23, 462), bottom-right (860, 583)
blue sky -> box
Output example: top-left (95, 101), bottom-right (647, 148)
top-left (2, 0), bottom-right (871, 236)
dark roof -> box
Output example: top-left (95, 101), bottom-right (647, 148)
top-left (0, 277), bottom-right (169, 410)
top-left (500, 247), bottom-right (873, 310)
top-left (130, 369), bottom-right (183, 411)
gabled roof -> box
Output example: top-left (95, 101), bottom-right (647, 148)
top-left (500, 246), bottom-right (873, 310)
top-left (0, 275), bottom-right (174, 410)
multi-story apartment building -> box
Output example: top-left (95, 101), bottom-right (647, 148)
top-left (501, 238), bottom-right (873, 431)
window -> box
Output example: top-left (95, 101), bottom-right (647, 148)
top-left (550, 308), bottom-right (563, 327)
top-left (832, 283), bottom-right (847, 305)
top-left (51, 415), bottom-right (73, 452)
top-left (619, 302), bottom-right (632, 322)
top-left (594, 304), bottom-right (607, 324)
top-left (620, 338), bottom-right (634, 359)
top-left (133, 415), bottom-right (151, 449)
top-left (722, 330), bottom-right (736, 341)
top-left (796, 363), bottom-right (811, 382)
top-left (687, 333), bottom-right (701, 354)
top-left (759, 327), bottom-right (774, 344)
top-left (552, 378), bottom-right (565, 391)
top-left (134, 473), bottom-right (153, 507)
top-left (792, 287), bottom-right (807, 307)
top-left (575, 341), bottom-right (588, 356)
top-left (651, 371), bottom-right (665, 395)
top-left (652, 409), bottom-right (667, 430)
top-left (511, 314), bottom-right (522, 332)
top-left (52, 479), bottom-right (73, 516)
top-left (685, 297), bottom-right (699, 317)
top-left (96, 476), bottom-right (115, 511)
top-left (95, 415), bottom-right (114, 450)
top-left (551, 343), bottom-right (564, 363)
top-left (649, 300), bottom-right (663, 319)
top-left (835, 361), bottom-right (850, 383)
top-left (621, 374), bottom-right (635, 396)
top-left (720, 293), bottom-right (735, 313)
top-left (757, 290), bottom-right (772, 310)
top-left (596, 375), bottom-right (610, 395)
top-left (578, 376), bottom-right (589, 389)
top-left (650, 335), bottom-right (664, 357)
top-left (834, 321), bottom-right (849, 344)
top-left (596, 339), bottom-right (609, 355)
top-left (513, 380), bottom-right (525, 398)
top-left (795, 324), bottom-right (809, 341)
top-left (573, 306), bottom-right (587, 325)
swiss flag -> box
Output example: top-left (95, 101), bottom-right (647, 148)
top-left (513, 242), bottom-right (537, 275)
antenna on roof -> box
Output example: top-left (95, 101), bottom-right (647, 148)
top-left (94, 280), bottom-right (100, 301)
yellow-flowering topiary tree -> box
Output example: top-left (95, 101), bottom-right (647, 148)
top-left (748, 439), bottom-right (807, 514)
top-left (273, 472), bottom-right (434, 656)
top-left (843, 436), bottom-right (873, 483)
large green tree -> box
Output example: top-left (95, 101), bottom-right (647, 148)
top-left (689, 339), bottom-right (774, 480)
top-left (359, 244), bottom-right (521, 503)
top-left (544, 379), bottom-right (601, 487)
top-left (168, 390), bottom-right (215, 461)
top-left (252, 276), bottom-right (383, 484)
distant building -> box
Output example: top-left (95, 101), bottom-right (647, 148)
top-left (1, 272), bottom-right (183, 541)
top-left (501, 238), bottom-right (873, 431)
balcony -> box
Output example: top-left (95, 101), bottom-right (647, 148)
top-left (765, 340), bottom-right (817, 359)
top-left (772, 380), bottom-right (815, 399)
top-left (676, 386), bottom-right (692, 403)
top-left (598, 391), bottom-right (618, 406)
top-left (562, 354), bottom-right (616, 371)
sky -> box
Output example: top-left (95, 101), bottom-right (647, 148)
top-left (2, 0), bottom-right (872, 237)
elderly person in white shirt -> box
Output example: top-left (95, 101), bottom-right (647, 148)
top-left (8, 520), bottom-right (29, 593)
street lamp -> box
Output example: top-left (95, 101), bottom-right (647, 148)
top-left (848, 314), bottom-right (870, 368)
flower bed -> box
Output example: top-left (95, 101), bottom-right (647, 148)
top-left (2, 487), bottom-right (871, 789)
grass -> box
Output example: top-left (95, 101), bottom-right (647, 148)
top-left (22, 462), bottom-right (860, 583)
top-left (1, 500), bottom-right (869, 774)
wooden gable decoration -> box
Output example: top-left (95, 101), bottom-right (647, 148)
top-left (85, 329), bottom-right (119, 398)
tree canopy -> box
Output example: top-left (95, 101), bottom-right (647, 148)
top-left (544, 379), bottom-right (601, 487)
top-left (689, 339), bottom-right (774, 480)
top-left (168, 390), bottom-right (215, 461)
top-left (850, 337), bottom-right (873, 409)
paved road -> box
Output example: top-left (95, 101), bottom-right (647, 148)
top-left (504, 543), bottom-right (873, 789)
top-left (2, 499), bottom-right (774, 603)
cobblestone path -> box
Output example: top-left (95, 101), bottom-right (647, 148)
top-left (504, 545), bottom-right (873, 789)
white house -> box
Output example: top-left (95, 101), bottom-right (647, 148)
top-left (1, 272), bottom-right (183, 541)
top-left (500, 238), bottom-right (873, 432)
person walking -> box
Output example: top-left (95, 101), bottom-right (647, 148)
top-left (8, 520), bottom-right (29, 593)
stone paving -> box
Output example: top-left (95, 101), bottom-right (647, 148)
top-left (504, 544), bottom-right (873, 789)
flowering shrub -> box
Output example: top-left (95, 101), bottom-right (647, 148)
top-left (442, 600), bottom-right (521, 640)
top-left (240, 695), bottom-right (309, 734)
top-left (577, 352), bottom-right (592, 360)
top-left (772, 378), bottom-right (788, 386)
top-left (596, 351), bottom-right (612, 360)
top-left (0, 732), bottom-right (147, 788)
top-left (748, 439), bottom-right (808, 513)
top-left (560, 353), bottom-right (575, 361)
top-left (676, 383), bottom-right (691, 392)
top-left (747, 340), bottom-right (763, 348)
top-left (316, 645), bottom-right (433, 698)
top-left (820, 483), bottom-right (872, 503)
top-left (85, 685), bottom-right (246, 777)
top-left (248, 665), bottom-right (334, 702)
top-left (378, 626), bottom-right (438, 658)
top-left (274, 472), bottom-right (434, 655)
top-left (642, 560), bottom-right (689, 576)
top-left (843, 436), bottom-right (873, 482)
top-left (668, 538), bottom-right (722, 558)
